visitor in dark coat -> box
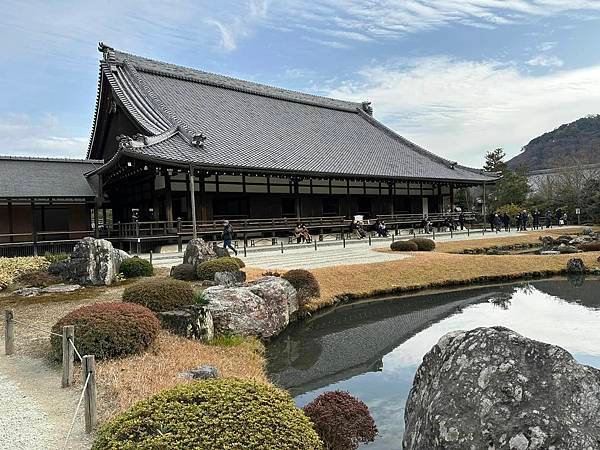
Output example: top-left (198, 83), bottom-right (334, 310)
top-left (502, 213), bottom-right (510, 231)
top-left (545, 211), bottom-right (552, 228)
top-left (458, 212), bottom-right (465, 230)
top-left (222, 220), bottom-right (238, 255)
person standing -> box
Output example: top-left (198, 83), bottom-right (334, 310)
top-left (502, 212), bottom-right (510, 231)
top-left (222, 220), bottom-right (238, 255)
top-left (545, 210), bottom-right (552, 228)
top-left (458, 211), bottom-right (465, 231)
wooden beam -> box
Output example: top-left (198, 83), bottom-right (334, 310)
top-left (164, 172), bottom-right (173, 224)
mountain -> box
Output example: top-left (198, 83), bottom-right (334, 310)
top-left (507, 115), bottom-right (600, 171)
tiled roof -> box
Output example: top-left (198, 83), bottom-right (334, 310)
top-left (0, 156), bottom-right (102, 198)
top-left (93, 44), bottom-right (496, 183)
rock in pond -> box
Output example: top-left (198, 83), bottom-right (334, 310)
top-left (183, 238), bottom-right (216, 268)
top-left (403, 326), bottom-right (600, 450)
top-left (158, 305), bottom-right (214, 341)
top-left (203, 276), bottom-right (298, 339)
top-left (59, 237), bottom-right (131, 285)
top-left (214, 270), bottom-right (246, 286)
top-left (566, 258), bottom-right (586, 274)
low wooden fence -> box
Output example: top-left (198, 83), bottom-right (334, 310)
top-left (4, 309), bottom-right (97, 444)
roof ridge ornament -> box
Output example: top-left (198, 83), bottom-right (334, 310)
top-left (362, 101), bottom-right (373, 116)
top-left (98, 42), bottom-right (116, 63)
top-left (191, 133), bottom-right (207, 149)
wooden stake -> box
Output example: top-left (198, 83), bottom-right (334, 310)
top-left (4, 309), bottom-right (14, 355)
top-left (82, 355), bottom-right (97, 433)
top-left (62, 326), bottom-right (74, 388)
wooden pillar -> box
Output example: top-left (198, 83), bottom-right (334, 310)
top-left (151, 175), bottom-right (160, 220)
top-left (8, 201), bottom-right (13, 243)
top-left (293, 178), bottom-right (301, 218)
top-left (164, 172), bottom-right (173, 225)
top-left (389, 182), bottom-right (394, 216)
top-left (482, 182), bottom-right (487, 217)
top-left (31, 199), bottom-right (38, 256)
top-left (189, 165), bottom-right (197, 239)
top-left (450, 183), bottom-right (455, 211)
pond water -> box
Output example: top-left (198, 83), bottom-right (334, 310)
top-left (266, 277), bottom-right (600, 449)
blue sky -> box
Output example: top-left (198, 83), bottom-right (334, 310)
top-left (2, 0), bottom-right (600, 166)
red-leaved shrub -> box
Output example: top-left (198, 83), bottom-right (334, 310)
top-left (303, 391), bottom-right (378, 450)
top-left (50, 302), bottom-right (160, 360)
top-left (282, 269), bottom-right (321, 307)
top-left (580, 242), bottom-right (600, 252)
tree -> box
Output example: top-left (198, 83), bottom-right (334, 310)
top-left (494, 166), bottom-right (529, 208)
top-left (483, 148), bottom-right (507, 173)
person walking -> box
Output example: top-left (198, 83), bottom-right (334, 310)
top-left (502, 212), bottom-right (510, 232)
top-left (222, 220), bottom-right (238, 255)
top-left (458, 211), bottom-right (465, 231)
top-left (545, 210), bottom-right (552, 228)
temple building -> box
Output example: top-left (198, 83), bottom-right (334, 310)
top-left (86, 43), bottom-right (496, 224)
top-left (1, 43), bottom-right (497, 251)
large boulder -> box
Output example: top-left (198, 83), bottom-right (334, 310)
top-left (61, 238), bottom-right (130, 285)
top-left (203, 276), bottom-right (298, 339)
top-left (214, 271), bottom-right (246, 286)
top-left (566, 258), bottom-right (586, 274)
top-left (403, 327), bottom-right (600, 450)
top-left (158, 305), bottom-right (214, 341)
top-left (183, 238), bottom-right (216, 268)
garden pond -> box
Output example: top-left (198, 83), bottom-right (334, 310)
top-left (266, 277), bottom-right (600, 449)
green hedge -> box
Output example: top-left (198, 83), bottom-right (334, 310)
top-left (196, 257), bottom-right (241, 281)
top-left (122, 278), bottom-right (195, 312)
top-left (390, 240), bottom-right (419, 251)
top-left (93, 378), bottom-right (323, 450)
top-left (282, 269), bottom-right (320, 307)
top-left (120, 257), bottom-right (154, 278)
top-left (50, 302), bottom-right (160, 360)
top-left (409, 238), bottom-right (436, 251)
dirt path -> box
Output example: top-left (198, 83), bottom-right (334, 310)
top-left (0, 354), bottom-right (93, 450)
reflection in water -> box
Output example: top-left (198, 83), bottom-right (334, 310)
top-left (266, 278), bottom-right (600, 450)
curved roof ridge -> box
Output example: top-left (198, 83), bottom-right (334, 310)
top-left (86, 65), bottom-right (104, 158)
top-left (108, 48), bottom-right (363, 113)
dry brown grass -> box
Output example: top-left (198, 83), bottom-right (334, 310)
top-left (306, 251), bottom-right (600, 312)
top-left (95, 331), bottom-right (266, 421)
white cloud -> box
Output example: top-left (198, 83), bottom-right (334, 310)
top-left (0, 113), bottom-right (87, 158)
top-left (538, 41), bottom-right (558, 52)
top-left (207, 20), bottom-right (238, 51)
top-left (275, 0), bottom-right (600, 43)
top-left (526, 54), bottom-right (564, 67)
top-left (326, 57), bottom-right (600, 166)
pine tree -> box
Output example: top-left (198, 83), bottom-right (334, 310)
top-left (483, 148), bottom-right (507, 173)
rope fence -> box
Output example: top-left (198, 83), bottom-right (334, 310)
top-left (3, 309), bottom-right (98, 444)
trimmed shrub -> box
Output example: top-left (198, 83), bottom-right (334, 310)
top-left (170, 263), bottom-right (196, 281)
top-left (120, 257), bottom-right (153, 278)
top-left (282, 269), bottom-right (321, 306)
top-left (50, 302), bottom-right (160, 360)
top-left (390, 240), bottom-right (419, 251)
top-left (409, 237), bottom-right (436, 251)
top-left (303, 391), bottom-right (378, 450)
top-left (232, 257), bottom-right (245, 268)
top-left (93, 378), bottom-right (324, 450)
top-left (580, 242), bottom-right (600, 252)
top-left (15, 270), bottom-right (61, 287)
top-left (123, 278), bottom-right (195, 312)
top-left (0, 256), bottom-right (49, 290)
top-left (196, 257), bottom-right (241, 281)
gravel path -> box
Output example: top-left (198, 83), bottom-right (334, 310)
top-left (0, 355), bottom-right (93, 450)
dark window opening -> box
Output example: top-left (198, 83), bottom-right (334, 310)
top-left (281, 198), bottom-right (296, 218)
top-left (213, 197), bottom-right (249, 219)
top-left (321, 198), bottom-right (339, 216)
top-left (356, 197), bottom-right (372, 219)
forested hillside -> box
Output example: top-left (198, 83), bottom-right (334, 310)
top-left (508, 115), bottom-right (600, 170)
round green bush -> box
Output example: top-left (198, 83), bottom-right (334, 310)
top-left (196, 257), bottom-right (241, 281)
top-left (303, 391), bottom-right (378, 450)
top-left (170, 263), bottom-right (197, 281)
top-left (232, 257), bottom-right (245, 268)
top-left (120, 257), bottom-right (153, 278)
top-left (409, 237), bottom-right (436, 251)
top-left (282, 269), bottom-right (321, 306)
top-left (50, 302), bottom-right (160, 360)
top-left (122, 278), bottom-right (195, 312)
top-left (93, 378), bottom-right (324, 450)
top-left (390, 240), bottom-right (419, 251)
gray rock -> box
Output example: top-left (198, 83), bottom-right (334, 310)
top-left (566, 258), bottom-right (586, 274)
top-left (112, 249), bottom-right (131, 271)
top-left (60, 238), bottom-right (123, 285)
top-left (558, 244), bottom-right (579, 254)
top-left (582, 227), bottom-right (594, 236)
top-left (170, 263), bottom-right (196, 281)
top-left (212, 242), bottom-right (231, 258)
top-left (158, 305), bottom-right (214, 341)
top-left (48, 259), bottom-right (69, 276)
top-left (179, 365), bottom-right (220, 380)
top-left (403, 327), bottom-right (600, 450)
top-left (214, 271), bottom-right (246, 286)
top-left (204, 276), bottom-right (298, 339)
top-left (13, 284), bottom-right (82, 297)
top-left (539, 250), bottom-right (560, 255)
top-left (183, 238), bottom-right (216, 268)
